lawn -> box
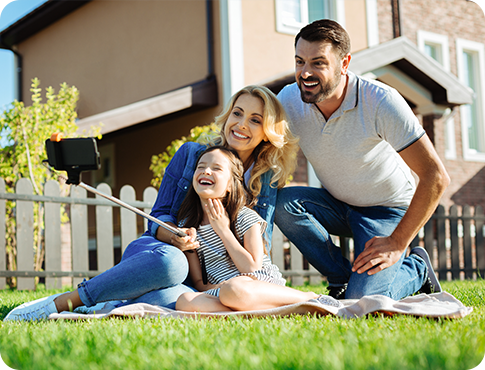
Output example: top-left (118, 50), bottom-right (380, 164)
top-left (0, 280), bottom-right (484, 370)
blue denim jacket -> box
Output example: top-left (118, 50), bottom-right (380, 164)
top-left (146, 142), bottom-right (277, 250)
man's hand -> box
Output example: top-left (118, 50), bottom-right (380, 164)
top-left (170, 227), bottom-right (199, 252)
top-left (352, 236), bottom-right (405, 275)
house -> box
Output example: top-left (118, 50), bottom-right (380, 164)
top-left (1, 0), bottom-right (483, 213)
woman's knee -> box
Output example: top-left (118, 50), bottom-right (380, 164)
top-left (121, 236), bottom-right (162, 261)
top-left (124, 238), bottom-right (189, 285)
top-left (152, 246), bottom-right (189, 283)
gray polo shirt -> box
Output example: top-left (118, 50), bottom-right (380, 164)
top-left (278, 71), bottom-right (425, 208)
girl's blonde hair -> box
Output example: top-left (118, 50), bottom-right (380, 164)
top-left (211, 85), bottom-right (299, 197)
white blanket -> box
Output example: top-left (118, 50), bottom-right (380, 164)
top-left (49, 292), bottom-right (473, 320)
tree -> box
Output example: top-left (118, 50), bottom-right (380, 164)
top-left (0, 78), bottom-right (101, 287)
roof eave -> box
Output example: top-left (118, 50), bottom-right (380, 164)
top-left (351, 36), bottom-right (474, 107)
top-left (0, 0), bottom-right (91, 49)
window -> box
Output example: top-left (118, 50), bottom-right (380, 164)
top-left (417, 31), bottom-right (456, 158)
top-left (456, 39), bottom-right (485, 161)
top-left (275, 0), bottom-right (342, 35)
top-left (417, 31), bottom-right (450, 71)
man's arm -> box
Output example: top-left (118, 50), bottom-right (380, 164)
top-left (352, 134), bottom-right (450, 275)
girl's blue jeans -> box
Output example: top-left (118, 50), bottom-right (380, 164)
top-left (77, 236), bottom-right (196, 309)
top-left (275, 187), bottom-right (427, 300)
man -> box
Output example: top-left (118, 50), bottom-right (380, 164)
top-left (276, 19), bottom-right (449, 300)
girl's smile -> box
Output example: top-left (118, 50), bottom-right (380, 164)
top-left (193, 149), bottom-right (233, 201)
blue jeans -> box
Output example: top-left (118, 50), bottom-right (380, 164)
top-left (77, 236), bottom-right (196, 309)
top-left (275, 187), bottom-right (427, 300)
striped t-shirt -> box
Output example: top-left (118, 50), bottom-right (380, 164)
top-left (196, 206), bottom-right (285, 296)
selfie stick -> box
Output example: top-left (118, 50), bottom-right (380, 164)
top-left (42, 133), bottom-right (187, 238)
top-left (42, 161), bottom-right (187, 238)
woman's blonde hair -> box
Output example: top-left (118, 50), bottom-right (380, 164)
top-left (211, 85), bottom-right (299, 197)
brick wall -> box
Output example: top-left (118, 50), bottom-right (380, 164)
top-left (377, 0), bottom-right (485, 209)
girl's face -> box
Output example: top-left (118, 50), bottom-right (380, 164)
top-left (223, 94), bottom-right (268, 165)
top-left (193, 149), bottom-right (233, 201)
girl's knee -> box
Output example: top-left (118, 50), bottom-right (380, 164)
top-left (175, 292), bottom-right (197, 311)
top-left (219, 277), bottom-right (254, 310)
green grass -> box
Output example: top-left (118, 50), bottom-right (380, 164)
top-left (0, 281), bottom-right (484, 370)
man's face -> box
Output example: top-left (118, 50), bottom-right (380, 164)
top-left (295, 39), bottom-right (346, 104)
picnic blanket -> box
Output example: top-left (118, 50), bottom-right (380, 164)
top-left (49, 292), bottom-right (472, 320)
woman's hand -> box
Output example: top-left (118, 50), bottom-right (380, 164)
top-left (170, 227), bottom-right (199, 252)
top-left (205, 198), bottom-right (230, 236)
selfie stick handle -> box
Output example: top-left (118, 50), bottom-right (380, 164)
top-left (77, 181), bottom-right (188, 238)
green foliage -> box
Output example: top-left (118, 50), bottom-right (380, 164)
top-left (0, 78), bottom-right (101, 287)
top-left (149, 123), bottom-right (219, 188)
top-left (0, 281), bottom-right (484, 370)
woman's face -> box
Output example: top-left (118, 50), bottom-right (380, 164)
top-left (223, 94), bottom-right (267, 165)
top-left (193, 150), bottom-right (233, 200)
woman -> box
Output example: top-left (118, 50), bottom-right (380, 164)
top-left (5, 85), bottom-right (298, 321)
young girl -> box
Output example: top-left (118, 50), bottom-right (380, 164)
top-left (175, 146), bottom-right (341, 312)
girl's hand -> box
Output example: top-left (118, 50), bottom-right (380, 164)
top-left (206, 198), bottom-right (230, 235)
top-left (170, 227), bottom-right (199, 252)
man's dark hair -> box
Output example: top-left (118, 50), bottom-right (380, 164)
top-left (295, 19), bottom-right (351, 59)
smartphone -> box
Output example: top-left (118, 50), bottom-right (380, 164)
top-left (45, 137), bottom-right (100, 184)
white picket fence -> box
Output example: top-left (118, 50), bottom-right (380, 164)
top-left (0, 177), bottom-right (324, 291)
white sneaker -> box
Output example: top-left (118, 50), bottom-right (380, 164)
top-left (4, 293), bottom-right (64, 321)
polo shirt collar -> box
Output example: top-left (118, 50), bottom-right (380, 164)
top-left (311, 70), bottom-right (359, 121)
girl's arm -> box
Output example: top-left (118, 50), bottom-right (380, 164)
top-left (185, 249), bottom-right (224, 292)
top-left (207, 199), bottom-right (263, 273)
top-left (157, 225), bottom-right (199, 252)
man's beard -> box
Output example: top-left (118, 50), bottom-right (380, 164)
top-left (299, 69), bottom-right (342, 104)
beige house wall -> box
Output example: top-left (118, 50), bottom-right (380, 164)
top-left (241, 0), bottom-right (294, 85)
top-left (241, 0), bottom-right (370, 85)
top-left (344, 0), bottom-right (369, 53)
top-left (18, 0), bottom-right (210, 119)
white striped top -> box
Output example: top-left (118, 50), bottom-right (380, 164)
top-left (196, 206), bottom-right (279, 286)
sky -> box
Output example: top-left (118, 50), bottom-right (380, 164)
top-left (0, 0), bottom-right (47, 113)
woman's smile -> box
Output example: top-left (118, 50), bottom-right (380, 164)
top-left (224, 94), bottom-right (267, 165)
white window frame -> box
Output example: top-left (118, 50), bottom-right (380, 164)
top-left (417, 31), bottom-right (456, 159)
top-left (456, 38), bottom-right (485, 162)
top-left (275, 0), bottom-right (345, 36)
top-left (417, 30), bottom-right (450, 72)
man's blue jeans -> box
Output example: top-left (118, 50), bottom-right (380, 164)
top-left (77, 236), bottom-right (196, 309)
top-left (275, 187), bottom-right (427, 300)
